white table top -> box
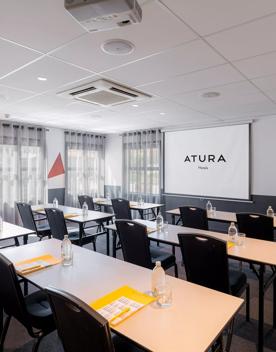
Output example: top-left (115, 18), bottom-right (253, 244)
top-left (0, 221), bottom-right (35, 241)
top-left (166, 208), bottom-right (276, 227)
top-left (32, 204), bottom-right (113, 223)
top-left (106, 220), bottom-right (276, 267)
top-left (95, 198), bottom-right (164, 211)
top-left (0, 239), bottom-right (243, 352)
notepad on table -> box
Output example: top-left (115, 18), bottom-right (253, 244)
top-left (90, 285), bottom-right (155, 326)
top-left (134, 219), bottom-right (157, 234)
top-left (15, 254), bottom-right (61, 275)
top-left (64, 213), bottom-right (79, 219)
top-left (227, 241), bottom-right (235, 249)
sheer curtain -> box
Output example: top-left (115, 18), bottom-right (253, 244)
top-left (65, 131), bottom-right (105, 207)
top-left (0, 122), bottom-right (47, 222)
top-left (122, 129), bottom-right (161, 203)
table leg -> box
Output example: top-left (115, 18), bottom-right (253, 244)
top-left (138, 209), bottom-right (144, 219)
top-left (79, 223), bottom-right (84, 246)
top-left (106, 226), bottom-right (110, 256)
top-left (14, 237), bottom-right (20, 247)
top-left (258, 264), bottom-right (265, 352)
top-left (172, 215), bottom-right (175, 225)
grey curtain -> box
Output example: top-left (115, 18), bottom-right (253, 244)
top-left (0, 122), bottom-right (47, 222)
top-left (65, 131), bottom-right (105, 207)
top-left (122, 129), bottom-right (161, 203)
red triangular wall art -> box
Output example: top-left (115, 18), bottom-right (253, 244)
top-left (48, 153), bottom-right (65, 179)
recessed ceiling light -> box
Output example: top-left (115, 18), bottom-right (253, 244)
top-left (101, 39), bottom-right (135, 55)
top-left (160, 112), bottom-right (166, 115)
top-left (37, 76), bottom-right (47, 81)
top-left (201, 91), bottom-right (220, 98)
top-left (132, 104), bottom-right (139, 107)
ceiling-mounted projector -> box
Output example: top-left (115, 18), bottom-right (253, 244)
top-left (64, 0), bottom-right (142, 32)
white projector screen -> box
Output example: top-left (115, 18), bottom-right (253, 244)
top-left (164, 124), bottom-right (250, 200)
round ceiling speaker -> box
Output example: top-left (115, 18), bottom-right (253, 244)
top-left (101, 39), bottom-right (135, 55)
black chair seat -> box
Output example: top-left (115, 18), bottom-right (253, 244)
top-left (229, 270), bottom-right (247, 296)
top-left (150, 248), bottom-right (176, 270)
top-left (25, 290), bottom-right (54, 331)
top-left (113, 334), bottom-right (145, 351)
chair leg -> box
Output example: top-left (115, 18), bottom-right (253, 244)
top-left (246, 284), bottom-right (250, 322)
top-left (174, 263), bottom-right (178, 278)
top-left (23, 280), bottom-right (29, 296)
top-left (93, 238), bottom-right (97, 252)
top-left (0, 316), bottom-right (11, 350)
top-left (32, 334), bottom-right (45, 352)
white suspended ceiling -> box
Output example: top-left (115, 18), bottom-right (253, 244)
top-left (1, 0), bottom-right (276, 133)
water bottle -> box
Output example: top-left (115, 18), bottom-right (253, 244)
top-left (138, 196), bottom-right (144, 207)
top-left (228, 222), bottom-right (238, 243)
top-left (53, 197), bottom-right (58, 209)
top-left (151, 261), bottom-right (166, 297)
top-left (156, 213), bottom-right (164, 232)
top-left (266, 205), bottom-right (274, 218)
top-left (82, 201), bottom-right (88, 218)
top-left (61, 235), bottom-right (73, 266)
top-left (206, 200), bottom-right (212, 212)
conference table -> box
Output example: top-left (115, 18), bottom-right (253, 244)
top-left (95, 198), bottom-right (164, 220)
top-left (106, 220), bottom-right (276, 352)
top-left (32, 204), bottom-right (114, 254)
top-left (0, 239), bottom-right (243, 352)
top-left (0, 221), bottom-right (35, 247)
top-left (166, 208), bottom-right (276, 228)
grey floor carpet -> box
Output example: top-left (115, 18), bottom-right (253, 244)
top-left (2, 226), bottom-right (276, 352)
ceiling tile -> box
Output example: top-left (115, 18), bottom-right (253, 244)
top-left (104, 39), bottom-right (225, 87)
top-left (138, 64), bottom-right (245, 97)
top-left (170, 81), bottom-right (276, 118)
top-left (234, 51), bottom-right (276, 79)
top-left (0, 0), bottom-right (86, 52)
top-left (0, 56), bottom-right (93, 93)
top-left (0, 85), bottom-right (35, 109)
top-left (161, 0), bottom-right (276, 35)
top-left (0, 38), bottom-right (41, 79)
top-left (252, 75), bottom-right (276, 101)
top-left (206, 14), bottom-right (276, 61)
top-left (51, 1), bottom-right (197, 73)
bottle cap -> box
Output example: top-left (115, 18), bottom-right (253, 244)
top-left (156, 261), bottom-right (161, 267)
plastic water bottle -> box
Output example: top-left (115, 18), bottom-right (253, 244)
top-left (266, 205), bottom-right (274, 218)
top-left (228, 222), bottom-right (238, 243)
top-left (53, 197), bottom-right (59, 209)
top-left (151, 261), bottom-right (166, 297)
top-left (206, 200), bottom-right (212, 212)
top-left (61, 235), bottom-right (73, 266)
top-left (82, 201), bottom-right (88, 217)
top-left (156, 213), bottom-right (164, 232)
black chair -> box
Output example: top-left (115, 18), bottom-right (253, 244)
top-left (179, 206), bottom-right (209, 230)
top-left (0, 254), bottom-right (55, 352)
top-left (45, 208), bottom-right (96, 250)
top-left (112, 198), bottom-right (132, 220)
top-left (46, 287), bottom-right (145, 352)
top-left (115, 220), bottom-right (178, 277)
top-left (236, 213), bottom-right (274, 241)
top-left (16, 202), bottom-right (51, 244)
top-left (78, 195), bottom-right (95, 211)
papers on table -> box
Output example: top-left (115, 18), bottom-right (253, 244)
top-left (90, 285), bottom-right (155, 326)
top-left (133, 219), bottom-right (157, 234)
top-left (64, 213), bottom-right (79, 219)
top-left (15, 254), bottom-right (61, 275)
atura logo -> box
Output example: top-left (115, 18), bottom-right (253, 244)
top-left (184, 154), bottom-right (226, 162)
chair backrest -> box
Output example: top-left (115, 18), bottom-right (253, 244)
top-left (0, 254), bottom-right (31, 332)
top-left (178, 233), bottom-right (230, 294)
top-left (16, 202), bottom-right (37, 232)
top-left (78, 195), bottom-right (95, 211)
top-left (115, 220), bottom-right (153, 269)
top-left (45, 208), bottom-right (68, 240)
top-left (179, 206), bottom-right (208, 230)
top-left (236, 213), bottom-right (274, 241)
top-left (46, 287), bottom-right (115, 352)
top-left (111, 198), bottom-right (132, 220)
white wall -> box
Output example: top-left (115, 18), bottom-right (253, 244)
top-left (252, 118), bottom-right (276, 196)
top-left (105, 134), bottom-right (122, 187)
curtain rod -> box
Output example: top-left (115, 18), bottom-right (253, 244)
top-left (64, 131), bottom-right (106, 137)
top-left (0, 122), bottom-right (46, 131)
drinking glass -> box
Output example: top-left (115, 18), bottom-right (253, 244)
top-left (237, 233), bottom-right (246, 246)
top-left (162, 221), bottom-right (169, 235)
top-left (156, 282), bottom-right (172, 308)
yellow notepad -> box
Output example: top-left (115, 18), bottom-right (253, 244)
top-left (35, 208), bottom-right (44, 212)
top-left (90, 285), bottom-right (155, 326)
top-left (64, 213), bottom-right (79, 219)
top-left (15, 254), bottom-right (61, 275)
top-left (227, 241), bottom-right (235, 249)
